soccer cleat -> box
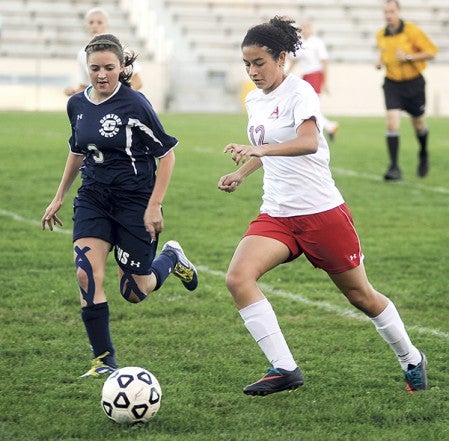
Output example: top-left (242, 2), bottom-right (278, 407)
top-left (383, 165), bottom-right (402, 181)
top-left (80, 351), bottom-right (117, 378)
top-left (243, 367), bottom-right (304, 396)
top-left (404, 352), bottom-right (428, 393)
top-left (417, 153), bottom-right (429, 178)
top-left (161, 240), bottom-right (198, 291)
top-left (327, 122), bottom-right (339, 142)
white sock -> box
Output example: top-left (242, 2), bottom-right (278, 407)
top-left (322, 115), bottom-right (337, 133)
top-left (370, 300), bottom-right (421, 370)
top-left (239, 298), bottom-right (297, 371)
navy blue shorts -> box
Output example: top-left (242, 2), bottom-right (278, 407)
top-left (72, 185), bottom-right (158, 275)
top-left (383, 75), bottom-right (426, 117)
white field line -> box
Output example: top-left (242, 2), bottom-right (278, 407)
top-left (2, 175), bottom-right (448, 341)
top-left (197, 266), bottom-right (449, 341)
top-left (333, 168), bottom-right (449, 194)
top-left (0, 209), bottom-right (71, 234)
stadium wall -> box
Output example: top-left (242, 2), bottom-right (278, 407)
top-left (317, 63), bottom-right (449, 117)
top-left (0, 58), bottom-right (169, 113)
top-left (0, 58), bottom-right (448, 116)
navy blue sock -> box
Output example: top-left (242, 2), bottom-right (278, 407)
top-left (80, 302), bottom-right (117, 368)
top-left (150, 250), bottom-right (177, 291)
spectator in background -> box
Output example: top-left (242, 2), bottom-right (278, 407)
top-left (376, 0), bottom-right (438, 181)
top-left (64, 7), bottom-right (142, 96)
top-left (287, 19), bottom-right (339, 141)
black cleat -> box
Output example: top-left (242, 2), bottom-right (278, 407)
top-left (404, 352), bottom-right (428, 393)
top-left (243, 367), bottom-right (304, 396)
top-left (417, 154), bottom-right (429, 178)
top-left (383, 166), bottom-right (402, 181)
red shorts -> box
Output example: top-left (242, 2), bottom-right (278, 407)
top-left (303, 71), bottom-right (324, 94)
top-left (243, 204), bottom-right (363, 274)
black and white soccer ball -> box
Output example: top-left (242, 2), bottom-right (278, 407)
top-left (101, 366), bottom-right (162, 424)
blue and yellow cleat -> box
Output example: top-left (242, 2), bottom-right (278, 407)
top-left (161, 240), bottom-right (198, 291)
top-left (80, 351), bottom-right (117, 378)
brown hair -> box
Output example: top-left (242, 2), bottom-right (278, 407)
top-left (85, 33), bottom-right (138, 87)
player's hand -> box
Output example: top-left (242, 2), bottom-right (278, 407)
top-left (144, 203), bottom-right (163, 243)
top-left (41, 200), bottom-right (63, 231)
top-left (218, 172), bottom-right (243, 193)
top-left (224, 143), bottom-right (260, 165)
top-left (395, 49), bottom-right (411, 63)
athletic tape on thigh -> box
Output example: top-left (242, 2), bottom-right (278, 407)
top-left (74, 245), bottom-right (96, 306)
top-left (120, 271), bottom-right (147, 302)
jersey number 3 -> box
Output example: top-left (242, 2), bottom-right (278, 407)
top-left (87, 144), bottom-right (105, 164)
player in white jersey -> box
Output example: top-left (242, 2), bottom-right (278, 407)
top-left (218, 16), bottom-right (427, 396)
top-left (64, 7), bottom-right (142, 96)
top-left (287, 20), bottom-right (338, 140)
top-left (246, 73), bottom-right (343, 216)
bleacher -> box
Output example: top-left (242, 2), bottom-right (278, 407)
top-left (0, 0), bottom-right (448, 113)
top-left (1, 0), bottom-right (447, 63)
top-left (164, 0), bottom-right (449, 66)
top-left (159, 0), bottom-right (449, 111)
top-left (0, 0), bottom-right (150, 59)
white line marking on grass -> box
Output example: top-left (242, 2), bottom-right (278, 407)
top-left (0, 209), bottom-right (71, 234)
top-left (197, 265), bottom-right (449, 340)
top-left (333, 168), bottom-right (449, 194)
top-left (3, 209), bottom-right (448, 340)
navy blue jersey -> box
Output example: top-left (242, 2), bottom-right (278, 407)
top-left (67, 84), bottom-right (178, 193)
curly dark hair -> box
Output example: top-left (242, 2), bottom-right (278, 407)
top-left (241, 16), bottom-right (302, 60)
top-left (85, 33), bottom-right (138, 87)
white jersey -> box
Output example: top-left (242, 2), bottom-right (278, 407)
top-left (76, 47), bottom-right (89, 86)
top-left (76, 47), bottom-right (142, 86)
top-left (245, 74), bottom-right (344, 216)
top-left (293, 35), bottom-right (328, 75)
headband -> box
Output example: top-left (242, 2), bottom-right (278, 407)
top-left (85, 39), bottom-right (122, 52)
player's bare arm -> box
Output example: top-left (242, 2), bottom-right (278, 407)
top-left (41, 152), bottom-right (84, 231)
top-left (224, 119), bottom-right (319, 167)
top-left (144, 150), bottom-right (175, 241)
top-left (396, 49), bottom-right (436, 63)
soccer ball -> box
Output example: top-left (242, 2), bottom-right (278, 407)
top-left (101, 366), bottom-right (162, 424)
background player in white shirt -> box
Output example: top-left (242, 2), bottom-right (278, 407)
top-left (218, 16), bottom-right (427, 397)
top-left (64, 7), bottom-right (142, 96)
top-left (287, 19), bottom-right (338, 140)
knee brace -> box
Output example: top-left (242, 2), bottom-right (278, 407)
top-left (120, 271), bottom-right (147, 303)
top-left (75, 245), bottom-right (96, 306)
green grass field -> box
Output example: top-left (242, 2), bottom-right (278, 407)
top-left (0, 111), bottom-right (448, 441)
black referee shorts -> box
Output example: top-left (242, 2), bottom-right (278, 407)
top-left (383, 75), bottom-right (426, 117)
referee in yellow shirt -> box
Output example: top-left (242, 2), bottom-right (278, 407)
top-left (376, 0), bottom-right (438, 180)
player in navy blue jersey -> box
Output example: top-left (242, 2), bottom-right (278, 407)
top-left (42, 33), bottom-right (198, 378)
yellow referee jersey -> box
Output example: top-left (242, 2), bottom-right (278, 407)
top-left (376, 21), bottom-right (438, 82)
